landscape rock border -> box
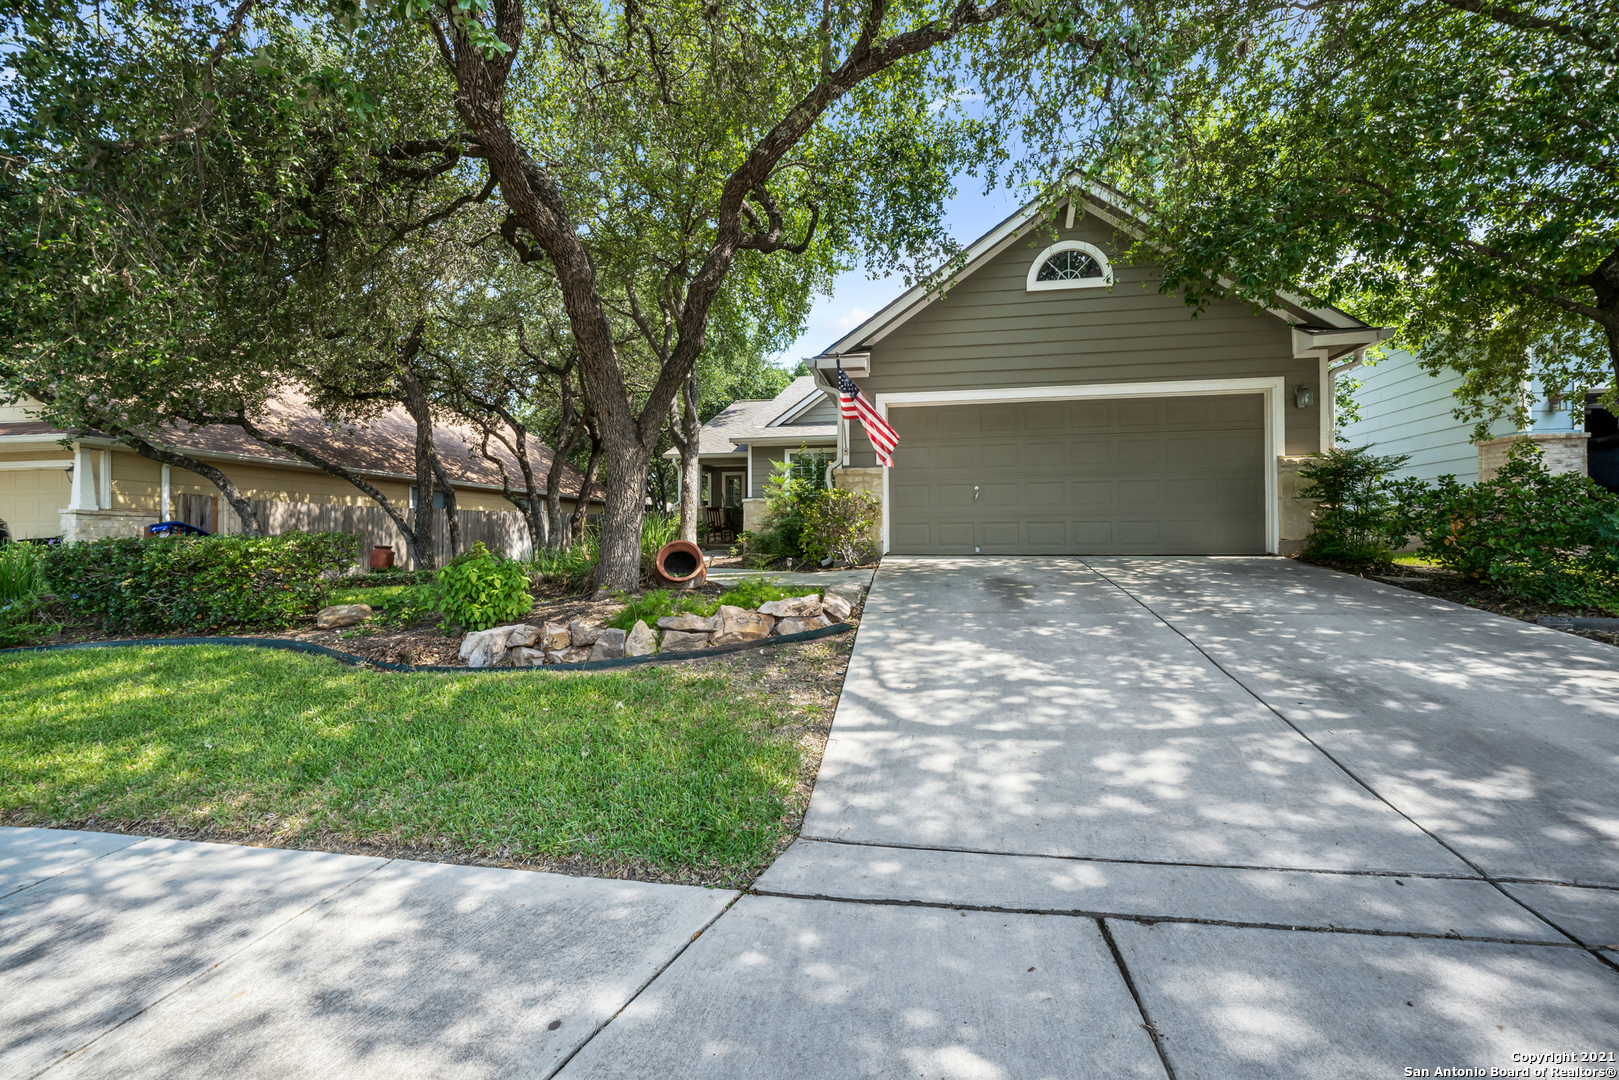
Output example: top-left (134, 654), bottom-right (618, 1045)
top-left (0, 621), bottom-right (857, 675)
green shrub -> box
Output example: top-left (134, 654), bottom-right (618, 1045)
top-left (0, 543), bottom-right (45, 603)
top-left (1397, 444), bottom-right (1619, 610)
top-left (431, 542), bottom-right (534, 631)
top-left (44, 532), bottom-right (361, 632)
top-left (739, 458), bottom-right (821, 564)
top-left (1297, 446), bottom-right (1414, 564)
top-left (801, 488), bottom-right (880, 566)
top-left (528, 535), bottom-right (599, 591)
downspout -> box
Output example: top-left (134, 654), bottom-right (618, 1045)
top-left (1326, 348), bottom-right (1367, 451)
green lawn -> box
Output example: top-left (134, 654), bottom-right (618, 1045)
top-left (0, 645), bottom-right (807, 884)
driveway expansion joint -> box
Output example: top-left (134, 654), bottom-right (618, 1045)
top-left (542, 893), bottom-right (739, 1080)
top-left (798, 834), bottom-right (1491, 882)
top-left (1098, 917), bottom-right (1178, 1080)
top-left (745, 886), bottom-right (1592, 948)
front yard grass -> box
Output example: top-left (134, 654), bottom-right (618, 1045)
top-left (0, 641), bottom-right (847, 887)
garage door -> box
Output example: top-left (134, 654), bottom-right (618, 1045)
top-left (888, 395), bottom-right (1266, 555)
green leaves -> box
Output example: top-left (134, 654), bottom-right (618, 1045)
top-left (44, 532), bottom-right (364, 632)
top-left (1397, 445), bottom-right (1619, 609)
top-left (1297, 446), bottom-right (1415, 564)
top-left (430, 542), bottom-right (533, 631)
top-left (1085, 0), bottom-right (1619, 425)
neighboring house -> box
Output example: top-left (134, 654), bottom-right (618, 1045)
top-left (677, 376), bottom-right (837, 537)
top-left (794, 181), bottom-right (1388, 556)
top-left (0, 394), bottom-right (601, 565)
top-left (1339, 349), bottom-right (1599, 488)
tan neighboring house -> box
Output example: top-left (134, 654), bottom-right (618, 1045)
top-left (0, 394), bottom-right (599, 565)
top-left (675, 376), bottom-right (837, 539)
top-left (791, 181), bottom-right (1390, 556)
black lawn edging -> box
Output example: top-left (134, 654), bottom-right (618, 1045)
top-left (0, 621), bottom-right (856, 674)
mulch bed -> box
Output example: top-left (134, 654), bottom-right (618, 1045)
top-left (14, 576), bottom-right (859, 671)
top-left (1298, 555), bottom-right (1619, 649)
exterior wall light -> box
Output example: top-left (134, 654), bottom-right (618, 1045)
top-left (1295, 385), bottom-right (1315, 408)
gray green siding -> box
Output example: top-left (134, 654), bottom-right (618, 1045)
top-left (749, 445), bottom-right (785, 499)
top-left (846, 210), bottom-right (1323, 465)
top-left (790, 395), bottom-right (839, 424)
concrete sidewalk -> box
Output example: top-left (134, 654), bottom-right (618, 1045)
top-left (0, 829), bottom-right (732, 1079)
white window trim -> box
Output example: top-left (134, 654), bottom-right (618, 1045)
top-left (872, 377), bottom-right (1288, 556)
top-left (785, 447), bottom-right (836, 488)
top-left (719, 470), bottom-right (744, 508)
top-left (1026, 240), bottom-right (1114, 292)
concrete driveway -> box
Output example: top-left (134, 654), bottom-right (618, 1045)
top-left (568, 557), bottom-right (1619, 1078)
top-left (6, 557), bottom-right (1618, 1079)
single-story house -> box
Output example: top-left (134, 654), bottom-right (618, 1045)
top-left (674, 376), bottom-right (837, 539)
top-left (0, 393), bottom-right (600, 565)
top-left (1338, 351), bottom-right (1605, 488)
top-left (777, 180), bottom-right (1388, 556)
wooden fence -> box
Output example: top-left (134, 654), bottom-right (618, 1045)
top-left (216, 500), bottom-right (533, 570)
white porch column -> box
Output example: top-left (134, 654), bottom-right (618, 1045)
top-left (67, 442), bottom-right (97, 510)
top-left (160, 464), bottom-right (172, 520)
top-left (98, 448), bottom-right (112, 509)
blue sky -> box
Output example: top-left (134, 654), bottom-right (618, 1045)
top-left (774, 176), bottom-right (1027, 367)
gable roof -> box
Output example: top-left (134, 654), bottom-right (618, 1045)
top-left (688, 376), bottom-right (836, 457)
top-left (814, 177), bottom-right (1388, 364)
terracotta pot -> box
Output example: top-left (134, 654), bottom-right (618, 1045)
top-left (654, 540), bottom-right (706, 589)
top-left (369, 545), bottom-right (396, 571)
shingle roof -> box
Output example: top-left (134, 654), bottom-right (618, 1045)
top-left (0, 395), bottom-right (602, 501)
top-left (695, 377), bottom-right (836, 456)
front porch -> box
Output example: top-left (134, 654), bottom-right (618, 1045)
top-left (695, 456), bottom-right (747, 543)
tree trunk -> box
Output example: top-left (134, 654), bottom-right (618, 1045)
top-left (1586, 249), bottom-right (1619, 389)
top-left (474, 425), bottom-right (546, 553)
top-left (675, 372), bottom-right (703, 543)
top-left (117, 432), bottom-right (265, 536)
top-left (679, 443), bottom-right (702, 543)
top-left (569, 417), bottom-right (604, 546)
top-left (546, 368), bottom-right (582, 549)
top-left (428, 451), bottom-right (462, 559)
top-left (592, 435), bottom-right (644, 592)
top-left (394, 344), bottom-right (453, 570)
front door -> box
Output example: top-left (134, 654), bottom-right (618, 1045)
top-left (722, 473), bottom-right (744, 507)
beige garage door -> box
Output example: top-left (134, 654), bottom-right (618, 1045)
top-left (888, 395), bottom-right (1266, 555)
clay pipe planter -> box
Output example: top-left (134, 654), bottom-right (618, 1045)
top-left (369, 545), bottom-right (396, 571)
top-left (654, 540), bottom-right (707, 589)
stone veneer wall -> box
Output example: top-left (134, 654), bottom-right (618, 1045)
top-left (741, 497), bottom-right (768, 535)
top-left (1477, 432), bottom-right (1588, 481)
top-left (59, 508), bottom-right (158, 543)
top-left (1276, 456), bottom-right (1316, 558)
top-left (831, 467), bottom-right (884, 553)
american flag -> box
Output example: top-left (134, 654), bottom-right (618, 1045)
top-left (837, 361), bottom-right (899, 468)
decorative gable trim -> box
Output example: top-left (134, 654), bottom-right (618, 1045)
top-left (812, 176), bottom-right (1380, 366)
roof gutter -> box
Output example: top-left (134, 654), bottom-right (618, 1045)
top-left (1292, 326), bottom-right (1393, 362)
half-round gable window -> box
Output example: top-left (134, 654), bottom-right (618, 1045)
top-left (1025, 240), bottom-right (1113, 292)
